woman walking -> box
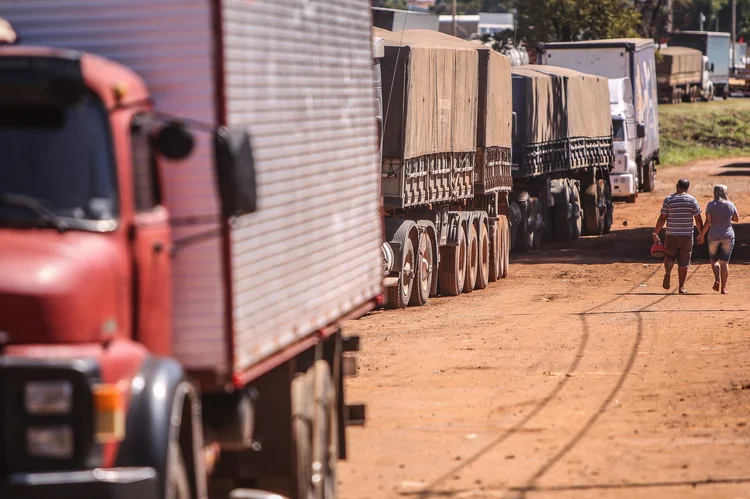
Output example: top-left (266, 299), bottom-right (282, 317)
top-left (697, 184), bottom-right (739, 294)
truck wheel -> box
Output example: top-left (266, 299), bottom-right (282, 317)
top-left (475, 222), bottom-right (490, 290)
top-left (642, 160), bottom-right (655, 193)
top-left (600, 179), bottom-right (613, 234)
top-left (438, 225), bottom-right (466, 296)
top-left (553, 201), bottom-right (573, 242)
top-left (488, 221), bottom-right (500, 282)
top-left (583, 183), bottom-right (604, 236)
top-left (410, 233), bottom-right (433, 306)
top-left (386, 233), bottom-right (414, 309)
top-left (500, 215), bottom-right (510, 278)
top-left (292, 361), bottom-right (337, 499)
top-left (570, 183), bottom-right (582, 239)
top-left (167, 441), bottom-right (191, 499)
top-left (529, 198), bottom-right (542, 250)
top-left (463, 223), bottom-right (478, 293)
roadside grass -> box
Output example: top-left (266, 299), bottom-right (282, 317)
top-left (659, 98), bottom-right (750, 166)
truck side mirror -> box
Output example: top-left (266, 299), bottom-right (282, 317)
top-left (512, 112), bottom-right (518, 139)
top-left (636, 123), bottom-right (646, 139)
top-left (710, 62), bottom-right (715, 72)
top-left (376, 116), bottom-right (383, 152)
top-left (214, 127), bottom-right (258, 217)
top-left (156, 121), bottom-right (195, 160)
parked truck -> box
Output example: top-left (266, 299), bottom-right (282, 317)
top-left (538, 39), bottom-right (660, 195)
top-left (668, 30), bottom-right (731, 99)
top-left (510, 65), bottom-right (614, 249)
top-left (0, 1), bottom-right (382, 498)
top-left (608, 77), bottom-right (640, 203)
top-left (656, 46), bottom-right (713, 103)
top-left (373, 28), bottom-right (513, 307)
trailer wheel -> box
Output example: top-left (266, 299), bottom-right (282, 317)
top-left (438, 225), bottom-right (466, 296)
top-left (583, 183), bottom-right (604, 236)
top-left (292, 361), bottom-right (337, 499)
top-left (570, 183), bottom-right (582, 239)
top-left (600, 179), bottom-right (613, 234)
top-left (488, 221), bottom-right (500, 282)
top-left (386, 231), bottom-right (415, 309)
top-left (642, 160), bottom-right (655, 193)
top-left (529, 198), bottom-right (542, 250)
top-left (463, 223), bottom-right (479, 293)
top-left (475, 221), bottom-right (490, 290)
top-left (499, 215), bottom-right (510, 278)
top-left (410, 233), bottom-right (433, 306)
top-left (167, 441), bottom-right (191, 499)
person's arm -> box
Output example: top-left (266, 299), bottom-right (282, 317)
top-left (732, 203), bottom-right (740, 223)
top-left (653, 214), bottom-right (667, 243)
top-left (698, 213), bottom-right (711, 244)
top-left (693, 199), bottom-right (704, 232)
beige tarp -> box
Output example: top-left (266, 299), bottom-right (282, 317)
top-left (395, 29), bottom-right (512, 150)
top-left (374, 27), bottom-right (478, 159)
top-left (511, 67), bottom-right (565, 144)
top-left (656, 47), bottom-right (702, 84)
top-left (521, 65), bottom-right (611, 139)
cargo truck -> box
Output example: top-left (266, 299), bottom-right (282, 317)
top-left (510, 65), bottom-right (614, 249)
top-left (668, 31), bottom-right (731, 99)
top-left (373, 28), bottom-right (513, 307)
top-left (656, 46), bottom-right (714, 103)
top-left (538, 39), bottom-right (660, 195)
top-left (609, 77), bottom-right (639, 203)
top-left (0, 1), bottom-right (381, 498)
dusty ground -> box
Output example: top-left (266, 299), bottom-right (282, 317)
top-left (339, 158), bottom-right (750, 499)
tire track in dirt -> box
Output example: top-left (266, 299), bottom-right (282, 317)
top-left (407, 265), bottom-right (665, 497)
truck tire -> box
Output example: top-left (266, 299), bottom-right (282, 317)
top-left (410, 232), bottom-right (433, 306)
top-left (529, 198), bottom-right (542, 250)
top-left (583, 183), bottom-right (604, 236)
top-left (463, 223), bottom-right (479, 293)
top-left (570, 182), bottom-right (582, 239)
top-left (292, 361), bottom-right (337, 499)
top-left (475, 221), bottom-right (490, 290)
top-left (438, 225), bottom-right (466, 296)
top-left (386, 232), bottom-right (414, 309)
top-left (642, 160), bottom-right (655, 193)
top-left (600, 179), bottom-right (613, 234)
top-left (552, 183), bottom-right (572, 242)
top-left (167, 441), bottom-right (191, 499)
top-left (488, 221), bottom-right (500, 282)
top-left (500, 215), bottom-right (510, 278)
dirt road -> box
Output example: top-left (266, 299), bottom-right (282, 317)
top-left (339, 158), bottom-right (750, 499)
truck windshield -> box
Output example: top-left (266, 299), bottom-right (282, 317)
top-left (0, 92), bottom-right (117, 230)
top-left (612, 118), bottom-right (625, 142)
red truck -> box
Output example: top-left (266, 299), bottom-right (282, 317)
top-left (0, 1), bottom-right (381, 498)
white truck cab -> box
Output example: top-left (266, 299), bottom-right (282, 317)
top-left (608, 77), bottom-right (639, 202)
top-left (701, 55), bottom-right (715, 100)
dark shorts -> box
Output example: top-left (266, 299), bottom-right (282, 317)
top-left (708, 237), bottom-right (735, 262)
top-left (665, 235), bottom-right (693, 267)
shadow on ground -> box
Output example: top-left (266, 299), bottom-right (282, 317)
top-left (513, 223), bottom-right (750, 265)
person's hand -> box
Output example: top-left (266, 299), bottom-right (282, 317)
top-left (652, 232), bottom-right (660, 244)
top-left (697, 235), bottom-right (705, 245)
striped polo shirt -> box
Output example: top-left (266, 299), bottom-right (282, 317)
top-left (661, 193), bottom-right (701, 237)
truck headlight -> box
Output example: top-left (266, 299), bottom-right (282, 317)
top-left (26, 426), bottom-right (75, 459)
top-left (25, 380), bottom-right (73, 415)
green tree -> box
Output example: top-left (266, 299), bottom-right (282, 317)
top-left (514, 0), bottom-right (642, 48)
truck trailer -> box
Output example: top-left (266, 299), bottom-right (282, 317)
top-left (0, 1), bottom-right (381, 498)
top-left (510, 65), bottom-right (614, 249)
top-left (668, 30), bottom-right (731, 99)
top-left (656, 46), bottom-right (713, 103)
top-left (373, 28), bottom-right (513, 307)
top-left (538, 39), bottom-right (660, 195)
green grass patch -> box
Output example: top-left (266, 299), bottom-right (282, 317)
top-left (659, 99), bottom-right (750, 166)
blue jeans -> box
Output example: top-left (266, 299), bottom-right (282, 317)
top-left (708, 237), bottom-right (735, 262)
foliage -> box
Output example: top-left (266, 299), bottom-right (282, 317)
top-left (513, 0), bottom-right (642, 49)
top-left (659, 99), bottom-right (750, 166)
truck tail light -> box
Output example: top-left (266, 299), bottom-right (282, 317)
top-left (93, 384), bottom-right (125, 443)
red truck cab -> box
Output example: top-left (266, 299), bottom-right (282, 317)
top-left (0, 42), bottom-right (199, 499)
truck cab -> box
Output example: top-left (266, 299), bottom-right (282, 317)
top-left (608, 77), bottom-right (639, 203)
top-left (702, 55), bottom-right (715, 100)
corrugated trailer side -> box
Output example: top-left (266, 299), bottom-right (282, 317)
top-left (221, 0), bottom-right (383, 377)
top-left (2, 0), bottom-right (383, 382)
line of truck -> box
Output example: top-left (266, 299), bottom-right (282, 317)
top-left (0, 3), bottom-right (666, 499)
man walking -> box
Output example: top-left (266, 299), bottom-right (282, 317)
top-left (653, 178), bottom-right (703, 294)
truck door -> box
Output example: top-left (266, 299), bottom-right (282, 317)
top-left (129, 113), bottom-right (173, 356)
